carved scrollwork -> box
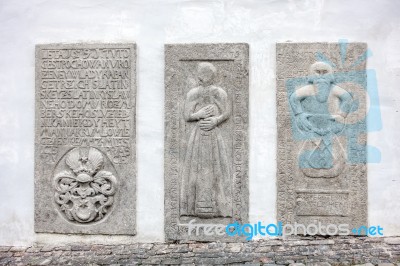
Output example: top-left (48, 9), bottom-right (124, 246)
top-left (53, 147), bottom-right (117, 224)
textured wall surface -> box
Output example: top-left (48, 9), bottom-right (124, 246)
top-left (0, 0), bottom-right (399, 246)
top-left (1, 237), bottom-right (400, 265)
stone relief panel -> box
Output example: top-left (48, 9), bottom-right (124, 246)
top-left (54, 147), bottom-right (117, 224)
top-left (165, 44), bottom-right (249, 241)
top-left (276, 43), bottom-right (368, 234)
top-left (180, 62), bottom-right (233, 219)
top-left (35, 43), bottom-right (136, 235)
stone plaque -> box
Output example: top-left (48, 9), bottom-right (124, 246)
top-left (276, 43), bottom-right (368, 233)
top-left (34, 43), bottom-right (136, 235)
top-left (165, 43), bottom-right (249, 241)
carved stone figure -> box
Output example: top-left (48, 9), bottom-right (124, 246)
top-left (165, 43), bottom-right (249, 241)
top-left (276, 43), bottom-right (368, 234)
top-left (180, 62), bottom-right (232, 218)
top-left (54, 147), bottom-right (117, 223)
top-left (289, 61), bottom-right (352, 178)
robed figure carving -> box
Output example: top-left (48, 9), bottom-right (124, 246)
top-left (180, 62), bottom-right (232, 218)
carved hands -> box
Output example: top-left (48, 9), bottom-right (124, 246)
top-left (295, 112), bottom-right (313, 132)
top-left (193, 105), bottom-right (215, 120)
top-left (296, 113), bottom-right (346, 135)
top-left (199, 117), bottom-right (219, 131)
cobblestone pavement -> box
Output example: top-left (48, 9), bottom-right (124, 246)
top-left (0, 236), bottom-right (399, 265)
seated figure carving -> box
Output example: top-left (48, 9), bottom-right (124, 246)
top-left (289, 62), bottom-right (353, 178)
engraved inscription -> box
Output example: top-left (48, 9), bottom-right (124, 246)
top-left (38, 47), bottom-right (133, 164)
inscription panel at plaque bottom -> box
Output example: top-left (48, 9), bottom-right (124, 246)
top-left (296, 190), bottom-right (350, 217)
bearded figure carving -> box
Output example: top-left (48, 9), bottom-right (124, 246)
top-left (53, 147), bottom-right (117, 223)
top-left (289, 62), bottom-right (353, 178)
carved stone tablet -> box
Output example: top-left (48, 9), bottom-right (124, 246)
top-left (35, 43), bottom-right (136, 235)
top-left (276, 43), bottom-right (368, 234)
top-left (165, 43), bottom-right (249, 241)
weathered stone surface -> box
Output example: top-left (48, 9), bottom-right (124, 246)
top-left (8, 247), bottom-right (27, 252)
top-left (276, 43), bottom-right (368, 234)
top-left (34, 43), bottom-right (137, 234)
top-left (385, 238), bottom-right (400, 245)
top-left (1, 237), bottom-right (400, 265)
top-left (225, 243), bottom-right (243, 253)
top-left (164, 43), bottom-right (249, 241)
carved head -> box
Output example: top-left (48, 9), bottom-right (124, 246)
top-left (310, 61), bottom-right (332, 75)
top-left (197, 62), bottom-right (216, 86)
top-left (308, 61), bottom-right (334, 85)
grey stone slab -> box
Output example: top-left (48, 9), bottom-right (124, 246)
top-left (164, 43), bottom-right (249, 241)
top-left (34, 43), bottom-right (136, 234)
top-left (276, 42), bottom-right (368, 235)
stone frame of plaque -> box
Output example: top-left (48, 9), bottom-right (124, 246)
top-left (276, 42), bottom-right (368, 235)
top-left (164, 43), bottom-right (249, 242)
top-left (34, 43), bottom-right (136, 235)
